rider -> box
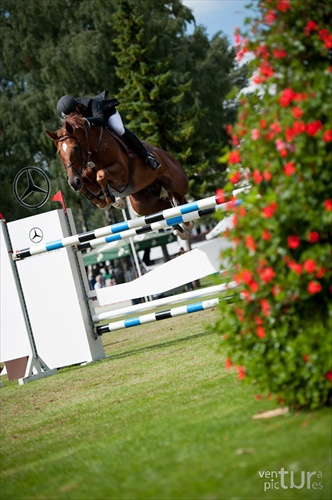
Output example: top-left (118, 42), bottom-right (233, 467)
top-left (56, 92), bottom-right (161, 171)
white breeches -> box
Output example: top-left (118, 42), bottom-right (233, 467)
top-left (108, 110), bottom-right (125, 136)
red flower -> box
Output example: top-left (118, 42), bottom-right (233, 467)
top-left (285, 127), bottom-right (295, 142)
top-left (245, 235), bottom-right (256, 252)
top-left (308, 231), bottom-right (319, 243)
top-left (280, 148), bottom-right (287, 157)
top-left (277, 0), bottom-right (291, 12)
top-left (236, 365), bottom-right (246, 380)
top-left (292, 121), bottom-right (306, 134)
top-left (236, 309), bottom-right (244, 322)
top-left (253, 74), bottom-right (263, 84)
top-left (260, 298), bottom-right (271, 317)
top-left (238, 206), bottom-right (246, 217)
top-left (315, 267), bottom-right (326, 279)
top-left (265, 10), bottom-right (276, 24)
top-left (303, 354), bottom-right (310, 362)
top-left (229, 172), bottom-right (242, 184)
top-left (258, 267), bottom-right (275, 283)
top-left (319, 29), bottom-right (332, 49)
top-left (262, 229), bottom-right (271, 240)
top-left (292, 106), bottom-right (303, 119)
top-left (323, 130), bottom-right (332, 142)
top-left (307, 281), bottom-right (322, 294)
top-left (284, 162), bottom-right (296, 176)
top-left (226, 124), bottom-right (232, 135)
top-left (288, 235), bottom-right (301, 249)
top-left (288, 261), bottom-right (302, 275)
top-left (270, 122), bottom-right (282, 134)
top-left (255, 394), bottom-right (263, 401)
top-left (279, 88), bottom-right (296, 107)
top-left (216, 188), bottom-right (225, 204)
top-left (273, 49), bottom-right (287, 58)
top-left (249, 281), bottom-right (259, 293)
top-left (262, 202), bottom-right (278, 218)
top-left (259, 61), bottom-right (274, 79)
top-left (257, 326), bottom-right (266, 338)
top-left (305, 20), bottom-right (318, 36)
top-left (229, 151), bottom-right (241, 164)
top-left (251, 129), bottom-right (260, 140)
top-left (241, 270), bottom-right (253, 284)
top-left (225, 357), bottom-right (233, 370)
top-left (294, 92), bottom-right (307, 102)
top-left (326, 372), bottom-right (332, 381)
top-left (303, 259), bottom-right (316, 273)
top-left (306, 120), bottom-right (323, 136)
top-left (259, 119), bottom-right (267, 129)
top-left (324, 199), bottom-right (332, 211)
top-left (253, 169), bottom-right (263, 184)
top-left (263, 170), bottom-right (272, 181)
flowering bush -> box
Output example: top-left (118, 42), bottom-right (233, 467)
top-left (217, 0), bottom-right (332, 408)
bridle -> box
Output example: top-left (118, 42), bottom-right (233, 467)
top-left (57, 123), bottom-right (104, 176)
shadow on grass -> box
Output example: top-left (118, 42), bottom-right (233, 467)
top-left (103, 330), bottom-right (217, 360)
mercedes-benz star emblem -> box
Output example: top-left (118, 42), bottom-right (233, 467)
top-left (13, 167), bottom-right (51, 209)
top-left (29, 227), bottom-right (44, 244)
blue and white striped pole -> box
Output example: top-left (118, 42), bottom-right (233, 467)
top-left (77, 200), bottom-right (241, 251)
top-left (96, 297), bottom-right (231, 335)
top-left (12, 188), bottom-right (248, 260)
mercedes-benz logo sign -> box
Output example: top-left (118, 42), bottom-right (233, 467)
top-left (29, 227), bottom-right (44, 244)
top-left (13, 167), bottom-right (51, 209)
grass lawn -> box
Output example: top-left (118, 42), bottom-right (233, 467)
top-left (1, 308), bottom-right (331, 500)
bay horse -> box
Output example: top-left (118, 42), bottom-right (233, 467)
top-left (46, 115), bottom-right (193, 239)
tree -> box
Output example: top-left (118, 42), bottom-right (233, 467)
top-left (0, 0), bottom-right (119, 226)
top-left (217, 0), bottom-right (332, 408)
top-left (0, 0), bottom-right (247, 228)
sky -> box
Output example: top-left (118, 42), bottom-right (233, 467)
top-left (182, 0), bottom-right (255, 42)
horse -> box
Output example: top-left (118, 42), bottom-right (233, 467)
top-left (46, 115), bottom-right (193, 239)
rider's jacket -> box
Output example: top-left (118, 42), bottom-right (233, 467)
top-left (76, 91), bottom-right (119, 128)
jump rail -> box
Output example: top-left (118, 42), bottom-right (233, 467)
top-left (96, 297), bottom-right (230, 335)
top-left (92, 281), bottom-right (237, 323)
top-left (13, 186), bottom-right (249, 261)
top-left (77, 201), bottom-right (240, 252)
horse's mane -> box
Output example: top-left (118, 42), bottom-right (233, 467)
top-left (58, 114), bottom-right (85, 137)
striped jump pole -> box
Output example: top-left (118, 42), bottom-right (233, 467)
top-left (95, 297), bottom-right (231, 335)
top-left (77, 199), bottom-right (241, 252)
top-left (92, 281), bottom-right (237, 323)
top-left (12, 186), bottom-right (250, 261)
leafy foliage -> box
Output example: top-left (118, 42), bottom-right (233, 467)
top-left (217, 0), bottom-right (332, 409)
top-left (0, 0), bottom-right (247, 227)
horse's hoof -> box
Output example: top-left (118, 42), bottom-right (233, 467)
top-left (173, 226), bottom-right (190, 240)
top-left (112, 197), bottom-right (126, 210)
top-left (184, 221), bottom-right (195, 231)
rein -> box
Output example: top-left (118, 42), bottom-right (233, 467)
top-left (58, 125), bottom-right (104, 174)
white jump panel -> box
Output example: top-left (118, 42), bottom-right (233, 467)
top-left (95, 238), bottom-right (232, 306)
top-left (3, 210), bottom-right (104, 371)
top-left (0, 221), bottom-right (31, 362)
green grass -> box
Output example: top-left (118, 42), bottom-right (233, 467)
top-left (1, 309), bottom-right (331, 500)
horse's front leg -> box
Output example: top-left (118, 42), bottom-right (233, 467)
top-left (96, 168), bottom-right (116, 206)
top-left (96, 165), bottom-right (127, 209)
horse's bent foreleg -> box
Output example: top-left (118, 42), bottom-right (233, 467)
top-left (169, 193), bottom-right (194, 240)
top-left (96, 169), bottom-right (116, 206)
top-left (80, 186), bottom-right (107, 209)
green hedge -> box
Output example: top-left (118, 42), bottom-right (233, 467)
top-left (217, 0), bottom-right (332, 409)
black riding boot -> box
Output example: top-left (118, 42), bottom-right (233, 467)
top-left (123, 128), bottom-right (161, 170)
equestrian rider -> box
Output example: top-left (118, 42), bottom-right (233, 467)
top-left (56, 92), bottom-right (161, 171)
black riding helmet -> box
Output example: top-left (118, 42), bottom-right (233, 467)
top-left (56, 95), bottom-right (78, 118)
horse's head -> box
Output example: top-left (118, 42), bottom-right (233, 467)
top-left (46, 115), bottom-right (89, 192)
